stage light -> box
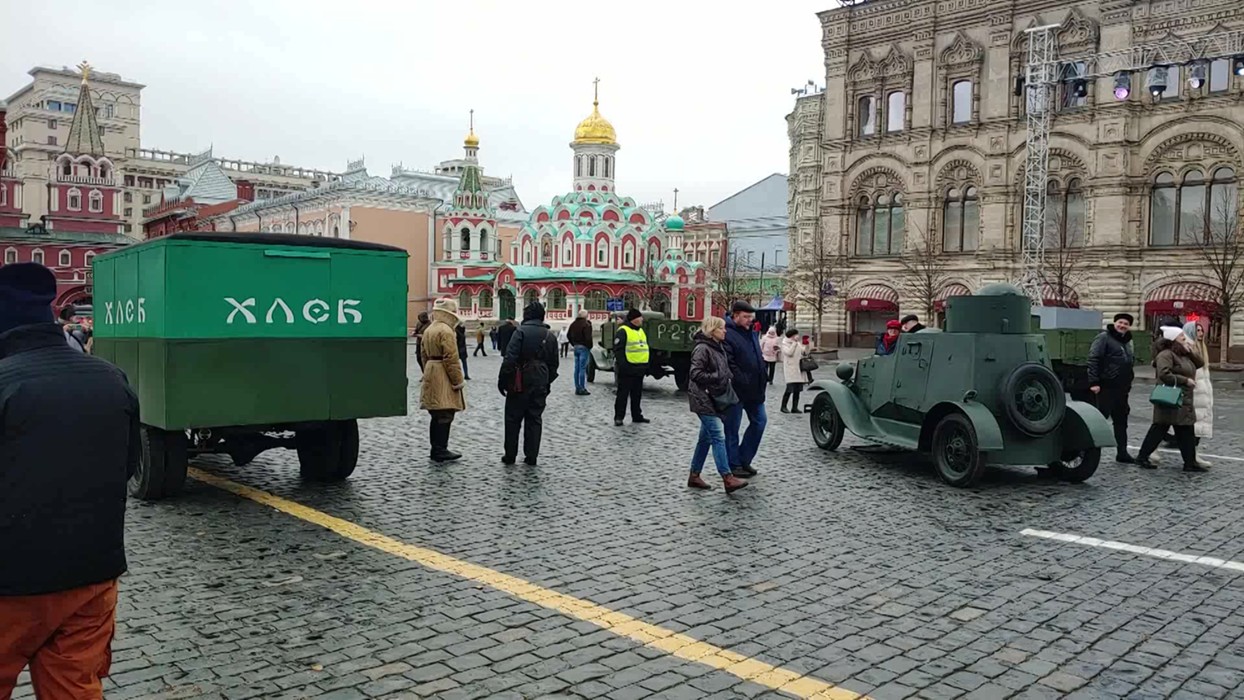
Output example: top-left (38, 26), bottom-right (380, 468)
top-left (1234, 55), bottom-right (1244, 76)
top-left (1188, 61), bottom-right (1207, 89)
top-left (1113, 72), bottom-right (1131, 100)
top-left (1148, 66), bottom-right (1169, 100)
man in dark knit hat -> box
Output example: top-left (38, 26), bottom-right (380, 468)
top-left (498, 301), bottom-right (560, 465)
top-left (0, 264), bottom-right (140, 698)
top-left (1088, 311), bottom-right (1138, 463)
top-left (612, 308), bottom-right (651, 426)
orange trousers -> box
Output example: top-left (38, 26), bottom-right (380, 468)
top-left (0, 580), bottom-right (117, 700)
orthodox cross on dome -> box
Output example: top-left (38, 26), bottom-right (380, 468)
top-left (673, 188), bottom-right (679, 212)
top-left (593, 77), bottom-right (600, 105)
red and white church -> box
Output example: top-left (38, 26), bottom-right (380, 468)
top-left (432, 85), bottom-right (713, 323)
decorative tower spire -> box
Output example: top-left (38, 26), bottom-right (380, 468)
top-left (570, 78), bottom-right (620, 193)
top-left (64, 60), bottom-right (106, 157)
top-left (463, 108), bottom-right (479, 162)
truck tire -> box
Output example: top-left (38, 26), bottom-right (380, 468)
top-left (131, 426), bottom-right (189, 500)
top-left (673, 365), bottom-right (689, 391)
top-left (297, 420), bottom-right (359, 482)
top-left (587, 357), bottom-right (597, 383)
top-left (931, 413), bottom-right (987, 487)
top-left (1000, 363), bottom-right (1066, 437)
top-left (810, 393), bottom-right (844, 451)
top-left (1051, 448), bottom-right (1100, 483)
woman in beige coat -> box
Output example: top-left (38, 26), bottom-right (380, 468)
top-left (420, 298), bottom-right (467, 462)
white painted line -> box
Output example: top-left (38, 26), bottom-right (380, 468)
top-left (1021, 528), bottom-right (1244, 572)
top-left (1126, 445), bottom-right (1244, 463)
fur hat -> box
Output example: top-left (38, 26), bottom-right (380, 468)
top-left (1161, 326), bottom-right (1183, 342)
top-left (0, 263), bottom-right (57, 334)
top-left (1113, 312), bottom-right (1134, 324)
top-left (433, 298), bottom-right (458, 315)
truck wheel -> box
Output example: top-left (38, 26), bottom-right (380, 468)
top-left (587, 357), bottom-right (597, 383)
top-left (1001, 363), bottom-right (1066, 436)
top-left (1051, 448), bottom-right (1100, 483)
top-left (931, 413), bottom-right (986, 487)
top-left (674, 365), bottom-right (689, 391)
top-left (810, 393), bottom-right (844, 451)
top-left (131, 426), bottom-right (189, 500)
top-left (297, 420), bottom-right (359, 482)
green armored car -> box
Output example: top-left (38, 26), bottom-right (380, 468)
top-left (808, 283), bottom-right (1115, 487)
top-left (92, 233), bottom-right (410, 500)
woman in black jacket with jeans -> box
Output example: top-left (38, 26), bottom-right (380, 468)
top-left (686, 317), bottom-right (749, 493)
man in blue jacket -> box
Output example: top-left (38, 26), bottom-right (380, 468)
top-left (722, 301), bottom-right (767, 477)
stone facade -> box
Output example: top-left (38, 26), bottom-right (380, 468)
top-left (789, 0), bottom-right (1244, 357)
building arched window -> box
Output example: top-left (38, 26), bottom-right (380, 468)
top-left (1046, 178), bottom-right (1086, 247)
top-left (951, 80), bottom-right (973, 124)
top-left (855, 192), bottom-right (904, 257)
top-left (479, 288), bottom-right (493, 310)
top-left (31, 249), bottom-right (44, 265)
top-left (0, 184), bottom-right (6, 207)
top-left (686, 294), bottom-right (697, 318)
top-left (589, 156), bottom-right (597, 177)
top-left (857, 95), bottom-right (875, 136)
top-left (4, 248), bottom-right (17, 264)
top-left (886, 91), bottom-right (905, 132)
top-left (942, 186), bottom-right (979, 252)
top-left (563, 241), bottom-right (574, 264)
top-left (67, 188), bottom-right (82, 211)
top-left (584, 289), bottom-right (607, 311)
top-left (460, 227), bottom-right (471, 251)
top-left (523, 288), bottom-right (540, 308)
top-left (548, 287), bottom-right (566, 311)
top-left (604, 157), bottom-right (611, 178)
top-left (59, 250), bottom-right (72, 267)
top-left (84, 251), bottom-right (95, 267)
top-left (596, 241), bottom-right (608, 266)
top-left (623, 244), bottom-right (634, 267)
top-left (1151, 167), bottom-right (1237, 246)
top-left (443, 226), bottom-right (453, 259)
top-left (457, 289), bottom-right (472, 311)
top-left (575, 156), bottom-right (582, 177)
top-left (479, 228), bottom-right (489, 256)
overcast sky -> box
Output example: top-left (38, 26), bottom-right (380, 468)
top-left (2, 1), bottom-right (826, 211)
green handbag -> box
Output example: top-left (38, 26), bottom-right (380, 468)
top-left (1150, 383), bottom-right (1184, 408)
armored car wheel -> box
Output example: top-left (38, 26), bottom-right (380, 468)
top-left (1051, 448), bottom-right (1101, 484)
top-left (131, 426), bottom-right (189, 500)
top-left (810, 393), bottom-right (845, 451)
top-left (1001, 363), bottom-right (1066, 437)
top-left (297, 420), bottom-right (360, 482)
top-left (931, 413), bottom-right (987, 487)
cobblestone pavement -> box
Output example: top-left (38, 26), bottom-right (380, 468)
top-left (16, 348), bottom-right (1244, 699)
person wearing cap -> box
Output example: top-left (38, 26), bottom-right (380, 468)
top-left (498, 301), bottom-right (560, 465)
top-left (900, 314), bottom-right (925, 333)
top-left (1088, 312), bottom-right (1138, 463)
top-left (0, 263), bottom-right (140, 699)
top-left (612, 308), bottom-right (651, 426)
top-left (1136, 326), bottom-right (1205, 471)
top-left (420, 298), bottom-right (467, 462)
top-left (875, 319), bottom-right (902, 356)
top-left (722, 300), bottom-right (768, 477)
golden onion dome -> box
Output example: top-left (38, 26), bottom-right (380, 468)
top-left (464, 129), bottom-right (479, 148)
top-left (574, 101), bottom-right (617, 145)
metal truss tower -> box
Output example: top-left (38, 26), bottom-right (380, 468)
top-left (1019, 25), bottom-right (1060, 304)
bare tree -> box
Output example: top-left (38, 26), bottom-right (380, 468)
top-left (1037, 209), bottom-right (1088, 308)
top-left (793, 222), bottom-right (851, 347)
top-left (1194, 198), bottom-right (1244, 364)
top-left (636, 259), bottom-right (666, 312)
top-left (897, 223), bottom-right (951, 322)
top-left (712, 250), bottom-right (750, 312)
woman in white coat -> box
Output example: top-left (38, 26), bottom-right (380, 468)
top-left (779, 329), bottom-right (808, 413)
top-left (1185, 321), bottom-right (1214, 465)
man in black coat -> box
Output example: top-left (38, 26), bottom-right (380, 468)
top-left (1088, 312), bottom-right (1137, 463)
top-left (455, 323), bottom-right (471, 380)
top-left (612, 308), bottom-right (651, 426)
top-left (0, 264), bottom-right (140, 698)
top-left (722, 301), bottom-right (767, 477)
top-left (496, 319), bottom-right (518, 360)
top-left (499, 302), bottom-right (560, 465)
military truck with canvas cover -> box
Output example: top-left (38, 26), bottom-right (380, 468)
top-left (92, 233), bottom-right (409, 499)
top-left (587, 310), bottom-right (698, 390)
top-left (808, 283), bottom-right (1115, 487)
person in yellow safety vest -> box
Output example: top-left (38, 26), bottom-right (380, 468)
top-left (612, 308), bottom-right (651, 427)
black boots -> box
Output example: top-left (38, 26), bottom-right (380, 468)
top-left (429, 421), bottom-right (460, 462)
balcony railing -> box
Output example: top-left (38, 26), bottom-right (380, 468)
top-left (55, 173), bottom-right (116, 187)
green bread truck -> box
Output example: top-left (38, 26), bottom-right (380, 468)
top-left (587, 310), bottom-right (699, 390)
top-left (92, 233), bottom-right (409, 500)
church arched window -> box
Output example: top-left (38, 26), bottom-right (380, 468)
top-left (460, 226), bottom-right (471, 251)
top-left (589, 157), bottom-right (596, 177)
top-left (67, 188), bottom-right (82, 211)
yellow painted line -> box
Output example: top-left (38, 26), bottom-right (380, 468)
top-left (188, 468), bottom-right (869, 699)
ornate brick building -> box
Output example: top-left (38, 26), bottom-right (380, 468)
top-left (789, 0), bottom-right (1243, 357)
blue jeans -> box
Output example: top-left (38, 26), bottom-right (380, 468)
top-left (724, 401), bottom-right (768, 468)
top-left (691, 414), bottom-right (731, 476)
top-left (573, 346), bottom-right (590, 392)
